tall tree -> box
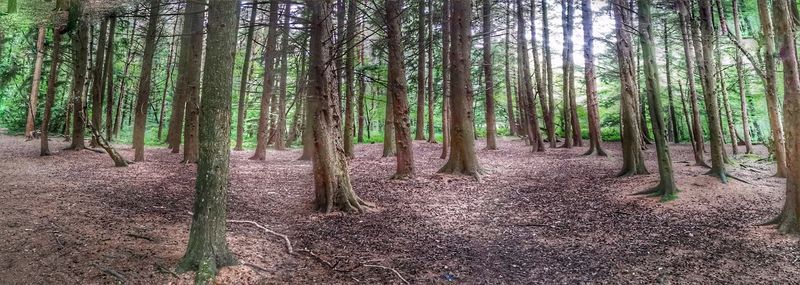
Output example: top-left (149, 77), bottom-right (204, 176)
top-left (765, 0), bottom-right (800, 234)
top-left (132, 0), bottom-right (161, 162)
top-left (676, 0), bottom-right (709, 167)
top-left (440, 0), bottom-right (451, 159)
top-left (182, 0), bottom-right (206, 164)
top-left (90, 18), bottom-right (108, 147)
top-left (41, 26), bottom-right (64, 155)
top-left (116, 15), bottom-right (138, 139)
top-left (426, 0), bottom-right (436, 143)
top-left (176, 0), bottom-right (240, 281)
top-left (415, 0), bottom-right (426, 140)
top-left (307, 0), bottom-right (370, 213)
top-left (516, 0), bottom-right (544, 151)
top-left (251, 0), bottom-right (281, 160)
top-left (503, 0), bottom-right (516, 137)
top-left (757, 0), bottom-right (789, 177)
top-left (663, 21), bottom-right (680, 143)
top-left (387, 0), bottom-right (415, 178)
top-left (732, 0), bottom-right (753, 154)
top-left (635, 0), bottom-right (678, 199)
top-left (235, 1), bottom-right (258, 151)
top-left (67, 4), bottom-right (89, 151)
top-left (483, 0), bottom-right (497, 150)
top-left (697, 0), bottom-right (728, 182)
top-left (104, 16), bottom-right (117, 139)
top-left (542, 0), bottom-right (555, 143)
top-left (344, 0), bottom-right (357, 156)
top-left (613, 0), bottom-right (647, 177)
top-left (562, 0), bottom-right (581, 147)
top-left (581, 0), bottom-right (606, 156)
top-left (25, 26), bottom-right (46, 140)
top-left (275, 0), bottom-right (292, 151)
top-left (439, 0), bottom-right (484, 178)
top-left (166, 6), bottom-right (189, 151)
top-left (531, 0), bottom-right (553, 147)
top-left (157, 20), bottom-right (178, 141)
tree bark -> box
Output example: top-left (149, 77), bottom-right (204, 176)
top-left (613, 0), bottom-right (647, 177)
top-left (182, 0), bottom-right (206, 164)
top-left (104, 16), bottom-right (117, 140)
top-left (483, 0), bottom-right (497, 150)
top-left (307, 0), bottom-right (370, 213)
top-left (343, 0), bottom-right (357, 156)
top-left (516, 0), bottom-right (544, 151)
top-left (664, 21), bottom-right (679, 143)
top-left (132, 0), bottom-right (161, 162)
top-left (115, 15), bottom-right (138, 139)
top-left (732, 0), bottom-right (753, 154)
top-left (275, 0), bottom-right (292, 151)
top-left (698, 0), bottom-right (729, 182)
top-left (560, 0), bottom-right (573, 148)
top-left (357, 16), bottom-right (366, 144)
top-left (235, 1), bottom-right (258, 151)
top-left (415, 0), bottom-right (426, 141)
top-left (176, 0), bottom-right (239, 281)
top-left (41, 29), bottom-right (63, 156)
top-left (439, 0), bottom-right (484, 178)
top-left (504, 0), bottom-right (516, 137)
top-left (757, 0), bottom-right (789, 177)
top-left (427, 0), bottom-right (436, 143)
top-left (531, 0), bottom-right (553, 148)
top-left (90, 18), bottom-right (108, 147)
top-left (563, 0), bottom-right (581, 147)
top-left (440, 0), bottom-right (451, 160)
top-left (157, 20), bottom-right (178, 142)
top-left (542, 0), bottom-right (555, 144)
top-left (581, 0), bottom-right (606, 156)
top-left (166, 6), bottom-right (189, 152)
top-left (677, 0), bottom-right (709, 167)
top-left (251, 0), bottom-right (281, 160)
top-left (25, 26), bottom-right (46, 140)
top-left (386, 0), bottom-right (415, 178)
top-left (68, 7), bottom-right (89, 151)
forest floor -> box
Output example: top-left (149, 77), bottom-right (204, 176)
top-left (0, 133), bottom-right (798, 284)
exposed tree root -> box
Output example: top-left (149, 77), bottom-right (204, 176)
top-left (583, 146), bottom-right (608, 156)
top-left (759, 212), bottom-right (800, 234)
top-left (616, 167), bottom-right (649, 178)
top-left (704, 168), bottom-right (729, 183)
top-left (632, 184), bottom-right (678, 201)
top-left (228, 219), bottom-right (294, 254)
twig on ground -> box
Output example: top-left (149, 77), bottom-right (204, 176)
top-left (92, 262), bottom-right (128, 284)
top-left (126, 233), bottom-right (155, 242)
top-left (362, 264), bottom-right (410, 285)
top-left (229, 219), bottom-right (294, 254)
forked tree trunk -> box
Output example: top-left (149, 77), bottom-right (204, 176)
top-left (275, 0), bottom-right (292, 151)
top-left (636, 0), bottom-right (678, 200)
top-left (483, 0), bottom-right (497, 150)
top-left (415, 0), bottom-right (426, 141)
top-left (439, 0), bottom-right (485, 179)
top-left (176, 0), bottom-right (239, 281)
top-left (515, 0), bottom-right (544, 152)
top-left (765, 0), bottom-right (800, 234)
top-left (251, 0), bottom-right (281, 160)
top-left (132, 0), bottom-right (161, 162)
top-left (235, 1), bottom-right (258, 151)
top-left (677, 0), bottom-right (708, 167)
top-left (89, 18), bottom-right (108, 148)
top-left (68, 12), bottom-right (89, 151)
top-left (343, 0), bottom-right (357, 156)
top-left (440, 0), bottom-right (451, 160)
top-left (503, 0), bottom-right (516, 137)
top-left (307, 0), bottom-right (370, 213)
top-left (582, 0), bottom-right (606, 156)
top-left (41, 29), bottom-right (63, 156)
top-left (182, 0), bottom-right (205, 164)
top-left (757, 0), bottom-right (789, 177)
top-left (386, 0), bottom-right (415, 178)
top-left (613, 0), bottom-right (648, 177)
top-left (104, 16), bottom-right (117, 140)
top-left (698, 0), bottom-right (729, 182)
top-left (26, 26), bottom-right (46, 140)
top-left (732, 0), bottom-right (753, 154)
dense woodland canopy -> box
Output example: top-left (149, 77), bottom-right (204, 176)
top-left (1, 0), bottom-right (800, 283)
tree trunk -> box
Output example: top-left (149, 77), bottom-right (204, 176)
top-left (288, 37), bottom-right (309, 147)
top-left (530, 0), bottom-right (553, 148)
top-left (357, 18), bottom-right (366, 144)
top-left (698, 0), bottom-right (729, 182)
top-left (68, 9), bottom-right (89, 151)
top-left (182, 0), bottom-right (205, 164)
top-left (516, 0), bottom-right (544, 151)
top-left (613, 0), bottom-right (648, 177)
top-left (765, 0), bottom-right (800, 235)
top-left (386, 0), bottom-right (415, 178)
top-left (25, 26), bottom-right (46, 140)
top-left (677, 0), bottom-right (709, 167)
top-left (41, 29), bottom-right (63, 156)
top-left (427, 0), bottom-right (436, 143)
top-left (483, 0), bottom-right (497, 150)
top-left (636, 0), bottom-right (678, 199)
top-left (542, 0), bottom-right (555, 145)
top-left (90, 18), bottom-right (108, 147)
top-left (581, 0), bottom-right (606, 156)
top-left (439, 0), bottom-right (484, 178)
top-left (343, 0), bottom-right (357, 156)
top-left (757, 0), bottom-right (789, 177)
top-left (275, 0), bottom-right (292, 151)
top-left (157, 20), bottom-right (178, 142)
top-left (679, 82), bottom-right (695, 144)
top-left (732, 0), bottom-right (753, 154)
top-left (564, 0), bottom-right (581, 147)
top-left (115, 15), bottom-right (138, 139)
top-left (415, 0), bottom-right (426, 141)
top-left (504, 0), bottom-right (516, 137)
top-left (167, 7), bottom-right (189, 152)
top-left (176, 0), bottom-right (239, 281)
top-left (104, 16), bottom-right (117, 140)
top-left (251, 0), bottom-right (281, 160)
top-left (440, 0), bottom-right (451, 160)
top-left (664, 21), bottom-right (680, 143)
top-left (235, 1), bottom-right (258, 151)
top-left (132, 0), bottom-right (161, 162)
top-left (560, 0), bottom-right (573, 148)
top-left (383, 83), bottom-right (396, 157)
top-left (306, 0), bottom-right (370, 213)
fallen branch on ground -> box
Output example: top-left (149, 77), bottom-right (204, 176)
top-left (362, 264), bottom-right (410, 285)
top-left (93, 262), bottom-right (128, 284)
top-left (228, 219), bottom-right (294, 254)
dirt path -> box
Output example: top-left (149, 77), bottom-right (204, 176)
top-left (0, 134), bottom-right (797, 284)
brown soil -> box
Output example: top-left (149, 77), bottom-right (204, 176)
top-left (0, 134), bottom-right (796, 284)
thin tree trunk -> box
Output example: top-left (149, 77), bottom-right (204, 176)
top-left (560, 0), bottom-right (573, 148)
top-left (383, 82), bottom-right (396, 157)
top-left (504, 0), bottom-right (516, 137)
top-left (275, 0), bottom-right (292, 151)
top-left (104, 16), bottom-right (117, 140)
top-left (427, 0), bottom-right (436, 143)
top-left (698, 0), bottom-right (729, 181)
top-left (41, 29), bottom-right (63, 155)
top-left (357, 17), bottom-right (366, 144)
top-left (68, 9), bottom-right (89, 151)
top-left (415, 0), bottom-right (426, 141)
top-left (582, 0), bottom-right (606, 156)
top-left (542, 0), bottom-right (555, 144)
top-left (157, 20), bottom-right (178, 141)
top-left (176, 0), bottom-right (239, 281)
top-left (440, 0), bottom-right (451, 159)
top-left (251, 0), bottom-right (281, 160)
top-left (530, 0), bottom-right (552, 147)
top-left (288, 38), bottom-right (309, 146)
top-left (132, 0), bottom-right (161, 162)
top-left (115, 15), bottom-right (138, 139)
top-left (757, 0), bottom-right (789, 177)
top-left (732, 0), bottom-right (753, 154)
top-left (166, 6), bottom-right (189, 152)
top-left (25, 26), bottom-right (46, 140)
top-left (483, 0), bottom-right (497, 150)
top-left (343, 0), bottom-right (357, 156)
top-left (516, 0), bottom-right (544, 151)
top-left (235, 1), bottom-right (258, 151)
top-left (677, 0), bottom-right (709, 167)
top-left (664, 21), bottom-right (680, 143)
top-left (679, 82), bottom-right (694, 144)
top-left (90, 18), bottom-right (108, 147)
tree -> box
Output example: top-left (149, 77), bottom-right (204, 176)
top-left (235, 1), bottom-right (258, 151)
top-left (542, 0), bottom-right (555, 144)
top-left (386, 0), bottom-right (415, 178)
top-left (176, 0), bottom-right (240, 282)
top-left (307, 0), bottom-right (370, 213)
top-left (663, 21), bottom-right (680, 143)
top-left (41, 26), bottom-right (64, 156)
top-left (157, 20), bottom-right (178, 141)
top-left (90, 18), bottom-right (108, 148)
top-left (104, 16), bottom-right (117, 140)
top-left (415, 0), bottom-right (426, 141)
top-left (530, 0), bottom-right (553, 148)
top-left (697, 0), bottom-right (728, 182)
top-left (482, 0), bottom-right (497, 150)
top-left (115, 15), bottom-right (138, 139)
top-left (439, 0), bottom-right (484, 178)
top-left (613, 0), bottom-right (647, 177)
top-left (67, 3), bottom-right (89, 151)
top-left (182, 0), bottom-right (207, 164)
top-left (503, 0), bottom-right (516, 137)
top-left (251, 0), bottom-right (281, 160)
top-left (426, 0), bottom-right (436, 143)
top-left (635, 0), bottom-right (678, 200)
top-left (676, 0), bottom-right (709, 167)
top-left (515, 0), bottom-right (544, 151)
top-left (581, 0), bottom-right (606, 156)
top-left (440, 0), bottom-right (450, 160)
top-left (25, 26), bottom-right (45, 140)
top-left (561, 0), bottom-right (581, 148)
top-left (765, 0), bottom-right (800, 234)
top-left (757, 0), bottom-right (789, 177)
top-left (344, 0), bottom-right (357, 156)
top-left (166, 6), bottom-right (189, 152)
top-left (732, 0), bottom-right (753, 154)
top-left (131, 0), bottom-right (161, 162)
top-left (275, 0), bottom-right (292, 151)
top-left (382, 86), bottom-right (396, 157)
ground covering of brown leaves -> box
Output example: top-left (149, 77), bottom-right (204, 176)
top-left (0, 134), bottom-right (797, 284)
